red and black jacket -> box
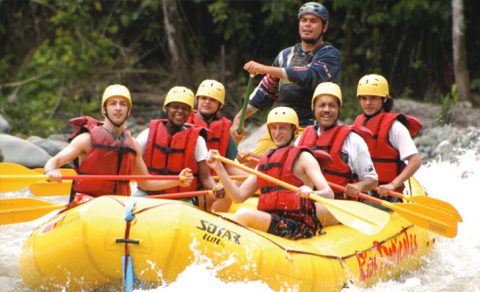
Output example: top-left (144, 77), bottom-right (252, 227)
top-left (142, 119), bottom-right (206, 195)
top-left (298, 124), bottom-right (372, 199)
top-left (68, 116), bottom-right (137, 196)
top-left (257, 146), bottom-right (318, 229)
top-left (354, 112), bottom-right (422, 191)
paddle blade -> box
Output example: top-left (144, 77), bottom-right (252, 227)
top-left (30, 181), bottom-right (73, 197)
top-left (407, 195), bottom-right (463, 222)
top-left (0, 163), bottom-right (46, 192)
top-left (30, 168), bottom-right (76, 196)
top-left (383, 201), bottom-right (457, 238)
top-left (309, 194), bottom-right (389, 236)
top-left (0, 198), bottom-right (65, 224)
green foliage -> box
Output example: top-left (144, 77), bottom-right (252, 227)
top-left (1, 0), bottom-right (479, 138)
top-left (437, 84), bottom-right (459, 125)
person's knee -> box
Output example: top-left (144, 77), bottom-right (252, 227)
top-left (234, 208), bottom-right (254, 225)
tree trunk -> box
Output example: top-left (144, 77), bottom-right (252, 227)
top-left (161, 0), bottom-right (205, 88)
top-left (452, 0), bottom-right (471, 102)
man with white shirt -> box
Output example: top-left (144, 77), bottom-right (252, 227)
top-left (297, 82), bottom-right (378, 199)
top-left (354, 74), bottom-right (422, 201)
top-left (136, 86), bottom-right (229, 211)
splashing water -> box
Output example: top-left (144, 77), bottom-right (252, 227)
top-left (346, 150), bottom-right (480, 291)
top-left (1, 152), bottom-right (479, 291)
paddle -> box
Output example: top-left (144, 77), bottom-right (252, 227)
top-left (0, 190), bottom-right (215, 224)
top-left (213, 155), bottom-right (389, 236)
top-left (327, 181), bottom-right (458, 238)
top-left (236, 75), bottom-right (254, 136)
top-left (0, 198), bottom-right (66, 224)
top-left (30, 168), bottom-right (76, 196)
top-left (376, 187), bottom-right (463, 222)
top-left (29, 169), bottom-right (246, 197)
top-left (0, 163), bottom-right (185, 193)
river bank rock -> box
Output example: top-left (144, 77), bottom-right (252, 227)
top-left (27, 136), bottom-right (69, 157)
top-left (0, 134), bottom-right (51, 167)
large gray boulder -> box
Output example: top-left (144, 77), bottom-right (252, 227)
top-left (0, 134), bottom-right (51, 168)
top-left (27, 136), bottom-right (68, 156)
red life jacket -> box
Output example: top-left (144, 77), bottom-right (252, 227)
top-left (353, 112), bottom-right (422, 191)
top-left (68, 116), bottom-right (137, 196)
top-left (257, 146), bottom-right (318, 229)
top-left (298, 125), bottom-right (372, 199)
top-left (187, 112), bottom-right (232, 156)
top-left (142, 119), bottom-right (205, 194)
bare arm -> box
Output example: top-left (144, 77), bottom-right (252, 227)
top-left (198, 160), bottom-right (215, 190)
top-left (44, 133), bottom-right (91, 182)
top-left (296, 151), bottom-right (334, 199)
top-left (206, 150), bottom-right (257, 203)
top-left (378, 153), bottom-right (421, 196)
top-left (344, 178), bottom-right (378, 199)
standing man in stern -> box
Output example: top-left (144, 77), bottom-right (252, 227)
top-left (231, 2), bottom-right (341, 156)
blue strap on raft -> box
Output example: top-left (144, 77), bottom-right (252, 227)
top-left (123, 198), bottom-right (138, 292)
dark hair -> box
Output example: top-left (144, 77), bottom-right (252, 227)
top-left (383, 97), bottom-right (394, 112)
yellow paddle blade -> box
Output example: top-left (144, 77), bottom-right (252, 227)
top-left (0, 163), bottom-right (47, 192)
top-left (0, 198), bottom-right (65, 224)
top-left (406, 195), bottom-right (463, 222)
top-left (381, 201), bottom-right (457, 238)
top-left (309, 194), bottom-right (389, 236)
top-left (29, 181), bottom-right (73, 197)
top-left (404, 176), bottom-right (463, 222)
top-left (31, 168), bottom-right (76, 196)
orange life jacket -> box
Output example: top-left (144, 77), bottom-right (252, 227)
top-left (257, 146), bottom-right (318, 229)
top-left (354, 112), bottom-right (422, 191)
top-left (68, 116), bottom-right (137, 196)
top-left (298, 124), bottom-right (372, 199)
top-left (142, 119), bottom-right (205, 194)
top-left (187, 112), bottom-right (232, 156)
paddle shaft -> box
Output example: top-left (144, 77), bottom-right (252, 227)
top-left (150, 190), bottom-right (213, 200)
top-left (237, 75), bottom-right (254, 135)
top-left (215, 155), bottom-right (298, 192)
top-left (3, 174), bottom-right (185, 181)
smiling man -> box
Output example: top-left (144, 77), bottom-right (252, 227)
top-left (136, 86), bottom-right (229, 211)
top-left (297, 82), bottom-right (378, 200)
top-left (354, 74), bottom-right (422, 201)
top-left (230, 2), bottom-right (341, 156)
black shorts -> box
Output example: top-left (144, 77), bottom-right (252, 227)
top-left (267, 213), bottom-right (320, 240)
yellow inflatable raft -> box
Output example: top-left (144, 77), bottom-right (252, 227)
top-left (19, 192), bottom-right (436, 291)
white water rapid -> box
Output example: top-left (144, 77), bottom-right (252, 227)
top-left (1, 151), bottom-right (479, 291)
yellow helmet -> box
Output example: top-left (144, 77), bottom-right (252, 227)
top-left (163, 86), bottom-right (195, 111)
top-left (267, 107), bottom-right (299, 129)
top-left (357, 74), bottom-right (389, 98)
top-left (311, 82), bottom-right (342, 109)
top-left (101, 84), bottom-right (132, 109)
top-left (196, 79), bottom-right (225, 108)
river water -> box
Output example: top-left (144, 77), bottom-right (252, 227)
top-left (1, 151), bottom-right (479, 291)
